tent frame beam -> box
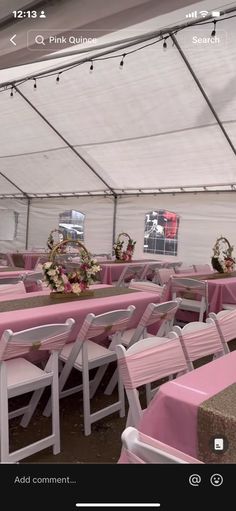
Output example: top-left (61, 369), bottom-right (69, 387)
top-left (171, 33), bottom-right (236, 158)
top-left (15, 86), bottom-right (116, 196)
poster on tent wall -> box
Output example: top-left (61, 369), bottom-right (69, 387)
top-left (143, 210), bottom-right (180, 256)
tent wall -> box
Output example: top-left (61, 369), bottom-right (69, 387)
top-left (0, 198), bottom-right (28, 251)
top-left (27, 196), bottom-right (114, 253)
top-left (115, 193), bottom-right (236, 264)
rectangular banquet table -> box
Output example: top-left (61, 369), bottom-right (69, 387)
top-left (0, 284), bottom-right (161, 354)
top-left (99, 260), bottom-right (158, 285)
top-left (137, 351), bottom-right (236, 462)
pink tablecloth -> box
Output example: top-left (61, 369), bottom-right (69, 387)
top-left (138, 351), bottom-right (236, 458)
top-left (0, 270), bottom-right (31, 278)
top-left (0, 286), bottom-right (160, 345)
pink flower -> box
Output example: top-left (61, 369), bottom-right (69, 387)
top-left (64, 282), bottom-right (72, 292)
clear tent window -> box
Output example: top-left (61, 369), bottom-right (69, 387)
top-left (144, 210), bottom-right (180, 256)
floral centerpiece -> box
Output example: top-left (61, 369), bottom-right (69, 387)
top-left (211, 236), bottom-right (235, 273)
top-left (43, 239), bottom-right (100, 296)
top-left (113, 232), bottom-right (136, 262)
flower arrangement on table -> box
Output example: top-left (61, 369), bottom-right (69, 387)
top-left (47, 229), bottom-right (64, 251)
top-left (43, 239), bottom-right (100, 296)
top-left (211, 236), bottom-right (235, 273)
top-left (113, 232), bottom-right (136, 262)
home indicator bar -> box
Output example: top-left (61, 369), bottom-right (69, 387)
top-left (75, 505), bottom-right (161, 508)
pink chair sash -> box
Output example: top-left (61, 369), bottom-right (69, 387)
top-left (118, 340), bottom-right (186, 389)
top-left (216, 310), bottom-right (236, 342)
top-left (0, 331), bottom-right (68, 361)
top-left (179, 324), bottom-right (223, 361)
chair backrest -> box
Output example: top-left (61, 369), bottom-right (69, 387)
top-left (122, 427), bottom-right (203, 464)
top-left (174, 266), bottom-right (194, 274)
top-left (140, 262), bottom-right (164, 281)
top-left (0, 276), bottom-right (26, 295)
top-left (171, 320), bottom-right (227, 371)
top-left (23, 271), bottom-right (43, 281)
top-left (128, 298), bottom-right (182, 346)
top-left (0, 318), bottom-right (75, 361)
top-left (171, 277), bottom-right (208, 308)
top-left (128, 280), bottom-right (164, 294)
top-left (193, 264), bottom-right (212, 273)
top-left (0, 277), bottom-right (23, 285)
top-left (116, 336), bottom-right (187, 425)
top-left (156, 268), bottom-right (175, 285)
top-left (208, 309), bottom-right (236, 349)
top-left (116, 265), bottom-right (144, 287)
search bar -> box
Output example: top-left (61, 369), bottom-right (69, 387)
top-left (27, 29), bottom-right (98, 50)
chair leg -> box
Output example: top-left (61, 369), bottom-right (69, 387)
top-left (0, 383), bottom-right (9, 462)
top-left (90, 365), bottom-right (108, 398)
top-left (20, 388), bottom-right (45, 427)
top-left (82, 356), bottom-right (91, 436)
top-left (118, 375), bottom-right (125, 418)
top-left (51, 355), bottom-right (60, 455)
top-left (104, 368), bottom-right (118, 395)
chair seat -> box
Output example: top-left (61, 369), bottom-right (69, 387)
top-left (60, 340), bottom-right (116, 369)
top-left (222, 303), bottom-right (236, 310)
top-left (121, 329), bottom-right (157, 347)
top-left (6, 358), bottom-right (49, 390)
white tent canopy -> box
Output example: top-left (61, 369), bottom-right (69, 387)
top-left (0, 0), bottom-right (236, 263)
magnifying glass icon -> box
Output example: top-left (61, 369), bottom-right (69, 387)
top-left (35, 35), bottom-right (45, 45)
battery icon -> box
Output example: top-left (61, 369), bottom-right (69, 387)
top-left (212, 11), bottom-right (220, 17)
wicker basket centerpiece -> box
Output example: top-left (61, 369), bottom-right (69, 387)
top-left (211, 236), bottom-right (235, 273)
top-left (113, 232), bottom-right (136, 262)
top-left (43, 239), bottom-right (101, 297)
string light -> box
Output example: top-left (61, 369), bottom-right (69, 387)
top-left (211, 20), bottom-right (217, 37)
top-left (119, 53), bottom-right (126, 69)
top-left (2, 12), bottom-right (235, 96)
top-left (163, 37), bottom-right (168, 51)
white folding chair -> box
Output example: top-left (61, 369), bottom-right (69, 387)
top-left (116, 336), bottom-right (187, 427)
top-left (115, 265), bottom-right (145, 287)
top-left (0, 318), bottom-right (75, 463)
top-left (128, 280), bottom-right (164, 294)
top-left (171, 320), bottom-right (227, 371)
top-left (105, 298), bottom-right (181, 400)
top-left (171, 277), bottom-right (208, 322)
top-left (0, 276), bottom-right (26, 295)
top-left (23, 272), bottom-right (44, 292)
top-left (43, 306), bottom-right (136, 436)
top-left (208, 309), bottom-right (236, 351)
top-left (121, 427), bottom-right (203, 464)
top-left (140, 262), bottom-right (164, 282)
top-left (156, 268), bottom-right (175, 286)
top-left (193, 264), bottom-right (212, 273)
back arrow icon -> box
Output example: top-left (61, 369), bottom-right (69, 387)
top-left (10, 34), bottom-right (16, 46)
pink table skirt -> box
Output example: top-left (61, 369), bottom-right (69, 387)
top-left (138, 351), bottom-right (236, 458)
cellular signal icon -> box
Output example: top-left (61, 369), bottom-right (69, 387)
top-left (186, 11), bottom-right (197, 18)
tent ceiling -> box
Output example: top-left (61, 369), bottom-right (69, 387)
top-left (0, 0), bottom-right (236, 197)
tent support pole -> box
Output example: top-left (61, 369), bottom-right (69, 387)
top-left (112, 195), bottom-right (117, 248)
top-left (15, 87), bottom-right (116, 197)
top-left (25, 198), bottom-right (31, 249)
top-left (171, 34), bottom-right (236, 158)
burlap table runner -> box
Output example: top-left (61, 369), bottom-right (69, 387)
top-left (173, 271), bottom-right (236, 281)
top-left (198, 382), bottom-right (236, 463)
top-left (0, 286), bottom-right (139, 313)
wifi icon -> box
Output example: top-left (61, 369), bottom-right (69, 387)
top-left (199, 10), bottom-right (209, 17)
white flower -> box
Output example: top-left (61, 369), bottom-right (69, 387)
top-left (72, 283), bottom-right (81, 294)
top-left (48, 269), bottom-right (57, 276)
top-left (43, 262), bottom-right (52, 269)
top-left (57, 285), bottom-right (64, 292)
